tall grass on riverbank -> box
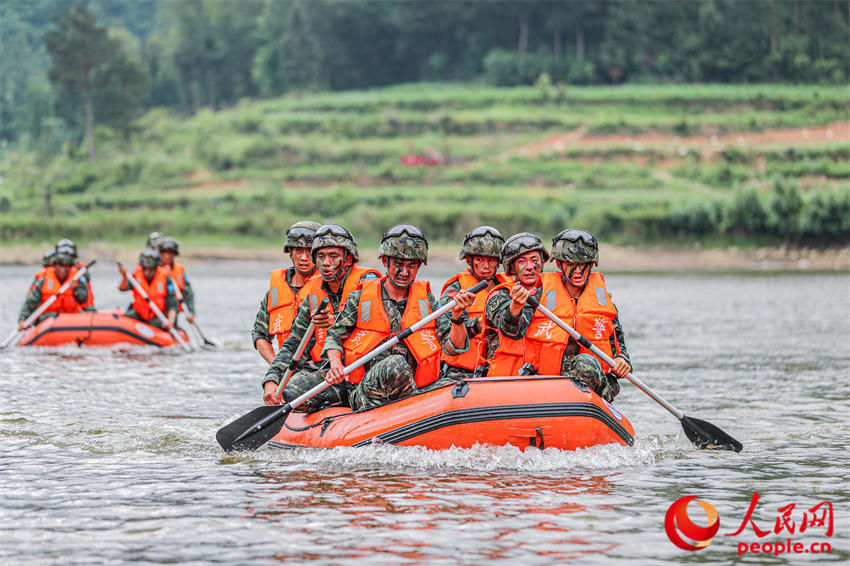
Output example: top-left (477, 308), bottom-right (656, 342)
top-left (1, 83), bottom-right (847, 248)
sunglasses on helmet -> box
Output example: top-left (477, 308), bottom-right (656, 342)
top-left (503, 235), bottom-right (544, 254)
top-left (286, 226), bottom-right (317, 239)
top-left (315, 224), bottom-right (352, 238)
top-left (554, 229), bottom-right (597, 247)
top-left (463, 226), bottom-right (503, 244)
top-left (382, 224), bottom-right (427, 242)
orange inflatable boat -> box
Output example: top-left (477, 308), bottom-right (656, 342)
top-left (269, 375), bottom-right (634, 451)
top-left (18, 310), bottom-right (188, 348)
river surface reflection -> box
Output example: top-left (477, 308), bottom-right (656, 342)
top-left (1, 261), bottom-right (848, 564)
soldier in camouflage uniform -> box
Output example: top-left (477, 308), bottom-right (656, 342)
top-left (321, 225), bottom-right (476, 411)
top-left (438, 226), bottom-right (512, 380)
top-left (146, 232), bottom-right (164, 250)
top-left (157, 237), bottom-right (196, 323)
top-left (117, 249), bottom-right (179, 330)
top-left (56, 238), bottom-right (95, 311)
top-left (252, 221), bottom-right (320, 364)
top-left (17, 247), bottom-right (89, 328)
top-left (483, 230), bottom-right (629, 401)
top-left (262, 224), bottom-right (380, 407)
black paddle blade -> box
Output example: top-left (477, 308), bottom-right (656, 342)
top-left (681, 415), bottom-right (743, 452)
top-left (216, 405), bottom-right (290, 452)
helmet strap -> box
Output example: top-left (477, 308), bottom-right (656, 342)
top-left (560, 261), bottom-right (591, 288)
top-left (321, 252), bottom-right (352, 283)
top-left (383, 257), bottom-right (417, 289)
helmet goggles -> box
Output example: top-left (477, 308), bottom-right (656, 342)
top-left (382, 224), bottom-right (428, 244)
top-left (554, 229), bottom-right (597, 248)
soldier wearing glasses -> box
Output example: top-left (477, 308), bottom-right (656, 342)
top-left (321, 224), bottom-right (476, 411)
top-left (481, 229), bottom-right (630, 402)
top-left (251, 221), bottom-right (320, 364)
top-left (438, 226), bottom-right (512, 380)
top-left (262, 224), bottom-right (380, 406)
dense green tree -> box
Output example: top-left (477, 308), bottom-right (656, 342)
top-left (253, 0), bottom-right (322, 96)
top-left (93, 28), bottom-right (151, 144)
top-left (43, 2), bottom-right (116, 163)
top-left (3, 0), bottom-right (848, 148)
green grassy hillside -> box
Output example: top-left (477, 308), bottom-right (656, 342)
top-left (1, 83), bottom-right (848, 250)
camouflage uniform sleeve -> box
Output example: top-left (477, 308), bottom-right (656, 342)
top-left (181, 276), bottom-right (196, 314)
top-left (433, 291), bottom-right (468, 356)
top-left (165, 277), bottom-right (179, 313)
top-left (251, 292), bottom-right (272, 348)
top-left (611, 308), bottom-right (631, 369)
top-left (18, 279), bottom-right (44, 321)
top-left (485, 287), bottom-right (539, 339)
top-left (264, 300), bottom-right (316, 385)
top-left (322, 289), bottom-right (362, 355)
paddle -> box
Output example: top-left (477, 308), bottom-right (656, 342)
top-left (173, 282), bottom-right (218, 349)
top-left (526, 295), bottom-right (742, 452)
top-left (1, 260), bottom-right (96, 349)
top-left (275, 297), bottom-right (330, 397)
top-left (118, 262), bottom-right (193, 352)
top-left (216, 279), bottom-right (490, 452)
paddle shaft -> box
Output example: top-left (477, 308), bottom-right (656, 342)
top-left (1, 260), bottom-right (96, 348)
top-left (171, 279), bottom-right (216, 348)
top-left (236, 279), bottom-right (489, 443)
top-left (119, 262), bottom-right (192, 352)
top-left (274, 297), bottom-right (330, 397)
top-left (527, 295), bottom-right (684, 419)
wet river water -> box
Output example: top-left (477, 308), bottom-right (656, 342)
top-left (1, 261), bottom-right (848, 564)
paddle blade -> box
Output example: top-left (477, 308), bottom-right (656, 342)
top-left (216, 405), bottom-right (290, 452)
top-left (681, 415), bottom-right (743, 452)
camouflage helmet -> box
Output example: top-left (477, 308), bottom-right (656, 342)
top-left (284, 221), bottom-right (321, 252)
top-left (54, 246), bottom-right (76, 266)
top-left (458, 226), bottom-right (504, 260)
top-left (42, 249), bottom-right (57, 267)
top-left (56, 238), bottom-right (78, 257)
top-left (157, 237), bottom-right (180, 255)
top-left (146, 232), bottom-right (164, 249)
top-left (378, 224), bottom-right (429, 265)
top-left (311, 224), bottom-right (360, 263)
top-left (500, 232), bottom-right (549, 275)
top-left (551, 229), bottom-right (599, 265)
top-left (139, 248), bottom-right (162, 268)
top-left (567, 354), bottom-right (605, 383)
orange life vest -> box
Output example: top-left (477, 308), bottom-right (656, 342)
top-left (268, 269), bottom-right (310, 348)
top-left (163, 262), bottom-right (186, 311)
top-left (131, 266), bottom-right (170, 322)
top-left (75, 261), bottom-right (95, 309)
top-left (342, 279), bottom-right (441, 387)
top-left (301, 265), bottom-right (381, 362)
top-left (484, 272), bottom-right (620, 376)
top-left (440, 270), bottom-right (511, 371)
top-left (40, 266), bottom-right (84, 314)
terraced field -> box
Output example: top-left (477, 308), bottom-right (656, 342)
top-left (1, 83), bottom-right (847, 248)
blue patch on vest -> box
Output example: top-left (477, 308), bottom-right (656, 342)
top-left (546, 290), bottom-right (557, 310)
top-left (595, 287), bottom-right (607, 306)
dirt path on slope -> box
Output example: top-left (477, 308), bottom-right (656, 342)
top-left (506, 121), bottom-right (850, 159)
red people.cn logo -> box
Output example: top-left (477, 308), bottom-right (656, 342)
top-left (665, 496), bottom-right (721, 551)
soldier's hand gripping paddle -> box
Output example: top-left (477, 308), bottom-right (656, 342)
top-left (527, 295), bottom-right (743, 452)
top-left (216, 279), bottom-right (490, 452)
